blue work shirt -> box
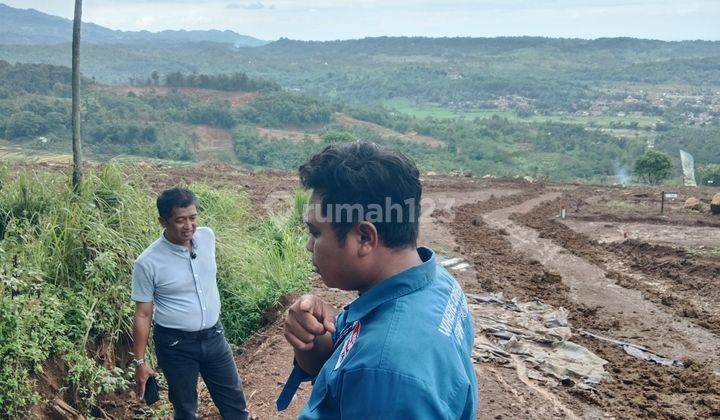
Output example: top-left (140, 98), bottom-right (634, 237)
top-left (131, 227), bottom-right (221, 332)
top-left (277, 247), bottom-right (478, 419)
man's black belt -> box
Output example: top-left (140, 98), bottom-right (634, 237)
top-left (153, 320), bottom-right (221, 340)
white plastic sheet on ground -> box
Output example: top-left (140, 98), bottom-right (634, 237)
top-left (469, 293), bottom-right (609, 388)
top-left (579, 330), bottom-right (683, 367)
top-left (439, 255), bottom-right (471, 272)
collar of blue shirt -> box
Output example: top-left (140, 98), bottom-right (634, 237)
top-left (160, 229), bottom-right (197, 256)
top-left (343, 247), bottom-right (436, 325)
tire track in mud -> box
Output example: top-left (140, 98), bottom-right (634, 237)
top-left (452, 190), bottom-right (720, 419)
top-left (514, 194), bottom-right (720, 338)
top-left (425, 187), bottom-right (586, 419)
top-left (485, 193), bottom-right (720, 365)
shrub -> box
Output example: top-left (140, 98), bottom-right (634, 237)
top-left (699, 164), bottom-right (720, 187)
top-left (633, 149), bottom-right (673, 185)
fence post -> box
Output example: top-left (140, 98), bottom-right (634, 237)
top-left (661, 191), bottom-right (665, 215)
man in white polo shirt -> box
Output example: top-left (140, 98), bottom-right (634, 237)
top-left (130, 187), bottom-right (248, 419)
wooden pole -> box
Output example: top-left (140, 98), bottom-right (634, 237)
top-left (660, 191), bottom-right (665, 215)
top-left (71, 0), bottom-right (83, 192)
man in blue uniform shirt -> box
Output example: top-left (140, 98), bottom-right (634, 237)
top-left (277, 142), bottom-right (477, 419)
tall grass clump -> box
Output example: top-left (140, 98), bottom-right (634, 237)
top-left (0, 164), bottom-right (311, 416)
top-left (214, 188), bottom-right (312, 344)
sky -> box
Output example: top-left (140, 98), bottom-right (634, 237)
top-left (4, 0), bottom-right (720, 41)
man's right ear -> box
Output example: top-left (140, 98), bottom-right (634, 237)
top-left (158, 217), bottom-right (167, 228)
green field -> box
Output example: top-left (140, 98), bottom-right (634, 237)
top-left (384, 99), bottom-right (515, 119)
top-left (544, 113), bottom-right (662, 129)
top-left (385, 98), bottom-right (662, 128)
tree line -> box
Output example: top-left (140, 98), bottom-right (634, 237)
top-left (127, 70), bottom-right (280, 93)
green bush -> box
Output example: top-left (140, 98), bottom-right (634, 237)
top-left (699, 164), bottom-right (720, 187)
top-left (634, 149), bottom-right (674, 185)
top-left (0, 164), bottom-right (311, 416)
top-left (244, 91), bottom-right (335, 127)
top-left (232, 125), bottom-right (321, 169)
top-left (5, 111), bottom-right (47, 139)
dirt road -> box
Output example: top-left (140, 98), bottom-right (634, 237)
top-left (169, 177), bottom-right (719, 419)
top-left (485, 192), bottom-right (720, 366)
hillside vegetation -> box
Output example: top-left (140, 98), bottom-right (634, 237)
top-left (3, 61), bottom-right (718, 182)
top-left (2, 10), bottom-right (719, 182)
top-left (2, 36), bottom-right (719, 107)
top-left (0, 163), bottom-right (311, 416)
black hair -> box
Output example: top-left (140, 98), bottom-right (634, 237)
top-left (157, 187), bottom-right (197, 220)
top-left (299, 141), bottom-right (422, 249)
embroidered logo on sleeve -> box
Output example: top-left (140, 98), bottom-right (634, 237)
top-left (334, 321), bottom-right (361, 370)
top-left (438, 282), bottom-right (469, 345)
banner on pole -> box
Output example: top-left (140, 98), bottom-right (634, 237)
top-left (679, 150), bottom-right (697, 187)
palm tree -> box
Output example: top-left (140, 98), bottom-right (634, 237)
top-left (71, 0), bottom-right (83, 191)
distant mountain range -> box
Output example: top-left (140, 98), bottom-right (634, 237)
top-left (0, 3), bottom-right (267, 46)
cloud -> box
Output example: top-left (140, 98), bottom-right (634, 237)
top-left (226, 1), bottom-right (272, 10)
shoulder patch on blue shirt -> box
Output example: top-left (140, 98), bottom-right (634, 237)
top-left (334, 321), bottom-right (361, 370)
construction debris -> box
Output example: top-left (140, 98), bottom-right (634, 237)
top-left (468, 293), bottom-right (609, 389)
top-left (439, 256), bottom-right (471, 272)
top-left (580, 331), bottom-right (684, 367)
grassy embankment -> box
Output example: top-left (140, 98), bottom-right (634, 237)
top-left (0, 163), bottom-right (311, 416)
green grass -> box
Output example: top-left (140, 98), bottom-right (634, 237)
top-left (384, 98), bottom-right (662, 129)
top-left (383, 98), bottom-right (515, 119)
top-left (0, 163), bottom-right (311, 416)
top-left (517, 113), bottom-right (661, 129)
top-left (553, 113), bottom-right (661, 129)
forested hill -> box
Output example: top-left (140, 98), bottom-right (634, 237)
top-left (3, 61), bottom-right (718, 184)
top-left (0, 3), bottom-right (266, 46)
top-left (264, 36), bottom-right (720, 58)
top-left (1, 33), bottom-right (718, 109)
top-left (262, 36), bottom-right (720, 87)
top-left (258, 37), bottom-right (720, 106)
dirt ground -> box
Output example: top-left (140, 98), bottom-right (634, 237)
top-left (198, 174), bottom-right (719, 419)
top-left (464, 185), bottom-right (720, 419)
top-left (38, 164), bottom-right (719, 419)
top-left (334, 113), bottom-right (445, 148)
top-left (561, 219), bottom-right (720, 249)
top-left (255, 127), bottom-right (322, 143)
top-left (567, 185), bottom-right (720, 228)
top-left (191, 125), bottom-right (236, 163)
top-left (92, 85), bottom-right (259, 108)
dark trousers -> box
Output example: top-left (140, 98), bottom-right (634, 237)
top-left (154, 322), bottom-right (249, 420)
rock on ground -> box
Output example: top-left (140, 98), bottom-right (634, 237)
top-left (684, 197), bottom-right (702, 211)
top-left (711, 193), bottom-right (720, 215)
